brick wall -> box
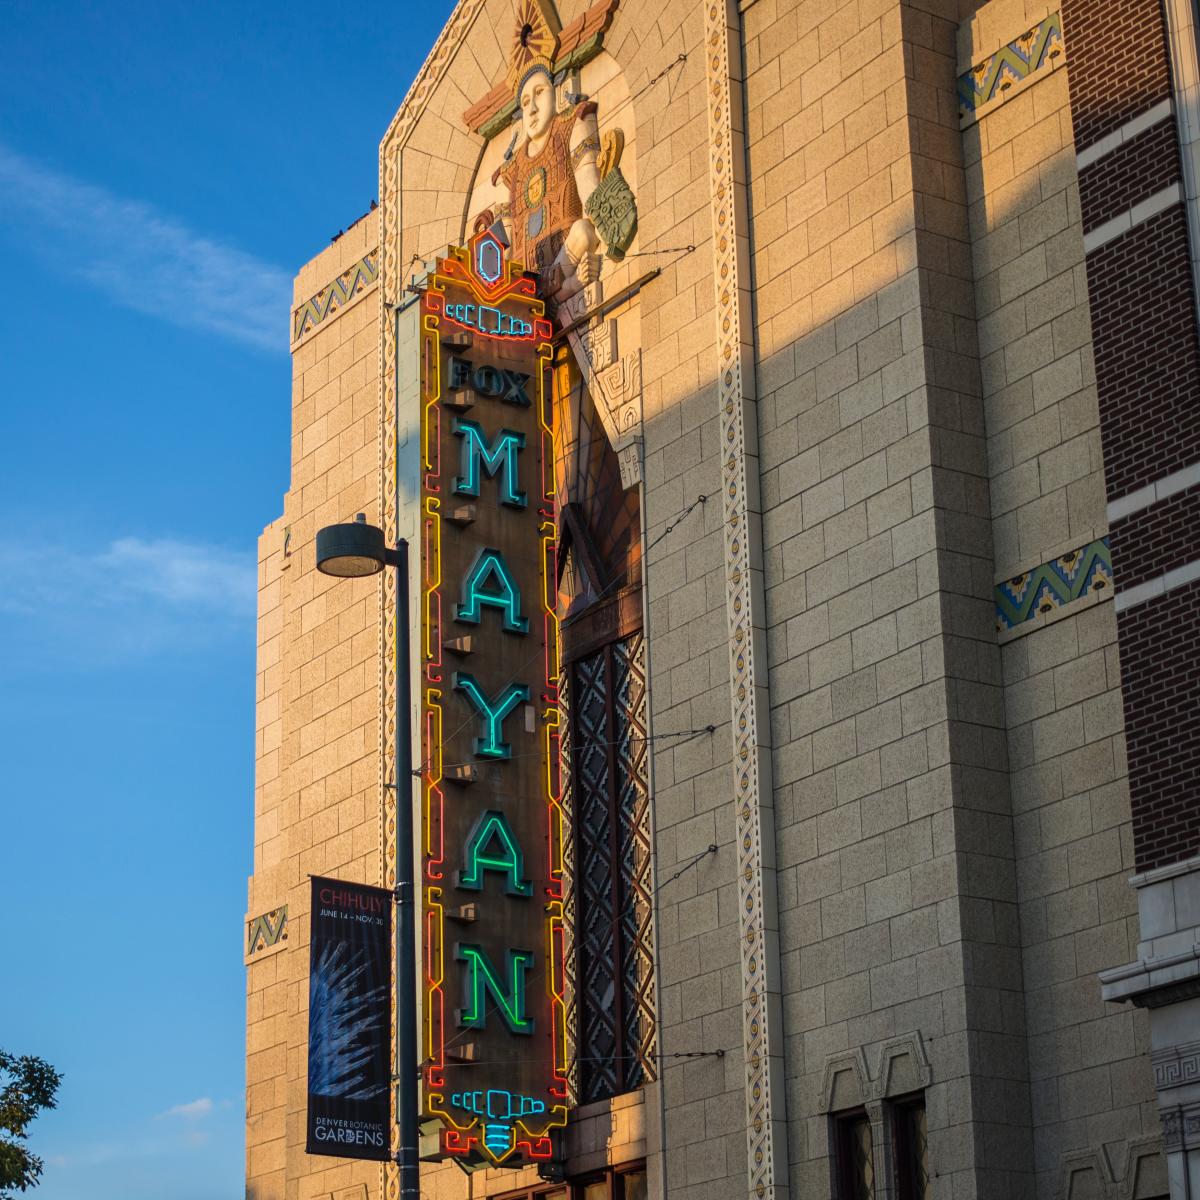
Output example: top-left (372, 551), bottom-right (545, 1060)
top-left (1117, 579), bottom-right (1200, 872)
top-left (740, 0), bottom-right (1052, 1193)
top-left (1086, 204), bottom-right (1200, 499)
top-left (964, 60), bottom-right (1104, 581)
top-left (1062, 0), bottom-right (1200, 879)
top-left (1002, 604), bottom-right (1149, 1189)
top-left (960, 2), bottom-right (1158, 1189)
top-left (1109, 484), bottom-right (1200, 589)
top-left (1077, 116), bottom-right (1180, 233)
top-left (1060, 0), bottom-right (1173, 151)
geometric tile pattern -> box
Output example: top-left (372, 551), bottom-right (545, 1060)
top-left (563, 632), bottom-right (657, 1104)
top-left (703, 0), bottom-right (788, 1195)
top-left (292, 253), bottom-right (378, 343)
top-left (573, 647), bottom-right (621, 1103)
top-left (245, 906), bottom-right (288, 958)
top-left (613, 633), bottom-right (657, 1094)
top-left (958, 12), bottom-right (1064, 120)
top-left (995, 536), bottom-right (1112, 631)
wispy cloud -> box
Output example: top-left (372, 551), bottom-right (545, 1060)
top-left (158, 1097), bottom-right (214, 1120)
top-left (43, 1096), bottom-right (233, 1173)
top-left (0, 532), bottom-right (256, 663)
top-left (0, 143), bottom-right (290, 351)
top-left (96, 538), bottom-right (257, 611)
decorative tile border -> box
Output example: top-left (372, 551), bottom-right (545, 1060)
top-left (245, 905), bottom-right (288, 962)
top-left (292, 252), bottom-right (379, 344)
top-left (958, 12), bottom-right (1064, 123)
top-left (995, 536), bottom-right (1112, 632)
top-left (704, 1), bottom-right (788, 1196)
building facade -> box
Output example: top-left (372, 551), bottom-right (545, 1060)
top-left (245, 1), bottom-right (1200, 1198)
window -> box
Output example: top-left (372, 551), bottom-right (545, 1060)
top-left (554, 350), bottom-right (657, 1107)
top-left (495, 1163), bottom-right (646, 1200)
top-left (561, 633), bottom-right (655, 1103)
top-left (620, 1169), bottom-right (647, 1200)
top-left (834, 1111), bottom-right (875, 1200)
top-left (893, 1096), bottom-right (929, 1200)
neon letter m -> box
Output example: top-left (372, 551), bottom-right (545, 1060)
top-left (453, 419), bottom-right (526, 508)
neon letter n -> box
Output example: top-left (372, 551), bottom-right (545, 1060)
top-left (455, 944), bottom-right (534, 1035)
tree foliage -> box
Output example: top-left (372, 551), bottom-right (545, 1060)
top-left (0, 1051), bottom-right (62, 1198)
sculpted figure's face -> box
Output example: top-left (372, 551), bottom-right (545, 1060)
top-left (520, 71), bottom-right (554, 143)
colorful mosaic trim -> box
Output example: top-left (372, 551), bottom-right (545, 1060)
top-left (995, 536), bottom-right (1112, 631)
top-left (245, 906), bottom-right (287, 958)
top-left (958, 12), bottom-right (1064, 119)
top-left (704, 1), bottom-right (789, 1196)
top-left (292, 253), bottom-right (378, 343)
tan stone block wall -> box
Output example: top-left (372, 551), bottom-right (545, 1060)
top-left (247, 211), bottom-right (384, 1200)
top-left (963, 46), bottom-right (1105, 579)
top-left (1002, 602), bottom-right (1155, 1193)
top-left (743, 0), bottom-right (1055, 1195)
top-left (960, 2), bottom-right (1158, 1192)
top-left (744, 1), bottom-right (988, 1193)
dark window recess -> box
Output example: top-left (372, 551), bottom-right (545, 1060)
top-left (835, 1112), bottom-right (875, 1200)
top-left (894, 1097), bottom-right (930, 1200)
top-left (562, 631), bottom-right (656, 1102)
top-left (495, 1163), bottom-right (647, 1200)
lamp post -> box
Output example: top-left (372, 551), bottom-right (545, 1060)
top-left (315, 513), bottom-right (419, 1200)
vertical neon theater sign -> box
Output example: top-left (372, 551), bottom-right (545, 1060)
top-left (419, 228), bottom-right (566, 1166)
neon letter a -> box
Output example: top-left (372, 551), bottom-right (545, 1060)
top-left (456, 548), bottom-right (528, 633)
top-left (458, 810), bottom-right (532, 896)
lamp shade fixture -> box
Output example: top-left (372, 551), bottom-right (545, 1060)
top-left (315, 517), bottom-right (387, 577)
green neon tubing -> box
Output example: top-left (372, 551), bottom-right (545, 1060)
top-left (454, 674), bottom-right (529, 759)
top-left (458, 810), bottom-right (532, 896)
top-left (453, 419), bottom-right (526, 508)
top-left (456, 548), bottom-right (529, 633)
top-left (456, 944), bottom-right (535, 1035)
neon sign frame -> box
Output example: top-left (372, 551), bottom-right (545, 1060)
top-left (418, 229), bottom-right (566, 1168)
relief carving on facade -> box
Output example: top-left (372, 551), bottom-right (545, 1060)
top-left (464, 0), bottom-right (643, 487)
top-left (1152, 1038), bottom-right (1200, 1090)
top-left (1056, 1136), bottom-right (1167, 1199)
top-left (819, 1035), bottom-right (933, 1111)
top-left (560, 302), bottom-right (643, 488)
top-left (470, 0), bottom-right (636, 302)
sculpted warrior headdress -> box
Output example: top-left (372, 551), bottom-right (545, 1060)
top-left (507, 0), bottom-right (559, 97)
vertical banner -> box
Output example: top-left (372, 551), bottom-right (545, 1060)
top-left (306, 876), bottom-right (393, 1160)
top-left (418, 228), bottom-right (566, 1168)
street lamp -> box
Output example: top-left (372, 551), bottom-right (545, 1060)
top-left (315, 513), bottom-right (419, 1200)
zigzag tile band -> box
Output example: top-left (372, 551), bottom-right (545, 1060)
top-left (995, 536), bottom-right (1112, 631)
top-left (959, 12), bottom-right (1064, 119)
top-left (246, 906), bottom-right (288, 957)
top-left (292, 253), bottom-right (379, 343)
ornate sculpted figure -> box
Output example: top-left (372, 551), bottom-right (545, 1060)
top-left (468, 0), bottom-right (637, 304)
top-left (494, 64), bottom-right (601, 301)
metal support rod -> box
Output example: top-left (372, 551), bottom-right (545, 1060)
top-left (392, 537), bottom-right (420, 1199)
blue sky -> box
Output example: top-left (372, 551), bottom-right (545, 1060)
top-left (0, 3), bottom-right (453, 1197)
